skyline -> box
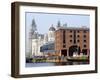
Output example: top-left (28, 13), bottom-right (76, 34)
top-left (26, 12), bottom-right (90, 34)
top-left (25, 12), bottom-right (90, 54)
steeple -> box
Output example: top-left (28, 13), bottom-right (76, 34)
top-left (31, 18), bottom-right (37, 32)
top-left (57, 21), bottom-right (61, 29)
top-left (63, 23), bottom-right (67, 27)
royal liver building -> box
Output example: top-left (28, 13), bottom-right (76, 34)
top-left (27, 18), bottom-right (55, 57)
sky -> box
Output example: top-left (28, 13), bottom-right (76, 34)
top-left (25, 12), bottom-right (90, 54)
top-left (26, 12), bottom-right (90, 34)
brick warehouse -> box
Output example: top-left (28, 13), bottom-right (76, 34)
top-left (55, 27), bottom-right (90, 57)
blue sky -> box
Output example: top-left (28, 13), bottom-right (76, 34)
top-left (26, 12), bottom-right (90, 34)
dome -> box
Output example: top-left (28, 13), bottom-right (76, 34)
top-left (49, 25), bottom-right (56, 31)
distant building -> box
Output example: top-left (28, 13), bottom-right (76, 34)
top-left (40, 25), bottom-right (56, 55)
top-left (32, 32), bottom-right (44, 56)
top-left (55, 27), bottom-right (90, 57)
top-left (30, 19), bottom-right (90, 57)
top-left (44, 34), bottom-right (48, 44)
top-left (40, 41), bottom-right (55, 56)
top-left (48, 24), bottom-right (56, 42)
top-left (32, 24), bottom-right (56, 56)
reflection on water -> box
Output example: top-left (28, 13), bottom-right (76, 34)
top-left (26, 61), bottom-right (89, 67)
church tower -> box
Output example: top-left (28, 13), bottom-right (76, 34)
top-left (56, 20), bottom-right (61, 29)
top-left (28, 18), bottom-right (37, 57)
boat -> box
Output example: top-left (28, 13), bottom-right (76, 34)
top-left (67, 57), bottom-right (89, 62)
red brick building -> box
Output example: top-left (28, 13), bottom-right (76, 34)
top-left (55, 27), bottom-right (90, 57)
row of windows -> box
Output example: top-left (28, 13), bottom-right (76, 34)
top-left (63, 44), bottom-right (87, 48)
top-left (70, 35), bottom-right (86, 38)
top-left (70, 40), bottom-right (86, 42)
top-left (70, 30), bottom-right (87, 33)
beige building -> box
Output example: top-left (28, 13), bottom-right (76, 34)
top-left (48, 25), bottom-right (56, 42)
top-left (32, 32), bottom-right (44, 56)
top-left (32, 25), bottom-right (56, 56)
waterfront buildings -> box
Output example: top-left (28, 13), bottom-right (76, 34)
top-left (32, 32), bottom-right (44, 56)
top-left (32, 24), bottom-right (56, 56)
top-left (55, 26), bottom-right (90, 57)
top-left (29, 19), bottom-right (89, 58)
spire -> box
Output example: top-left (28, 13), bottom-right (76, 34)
top-left (57, 21), bottom-right (61, 29)
top-left (29, 18), bottom-right (37, 39)
top-left (31, 18), bottom-right (37, 32)
top-left (63, 23), bottom-right (67, 27)
top-left (51, 24), bottom-right (53, 27)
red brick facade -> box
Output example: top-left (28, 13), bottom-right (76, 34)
top-left (55, 27), bottom-right (90, 57)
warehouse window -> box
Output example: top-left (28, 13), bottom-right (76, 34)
top-left (77, 40), bottom-right (80, 42)
top-left (84, 40), bottom-right (86, 42)
top-left (77, 35), bottom-right (80, 37)
top-left (84, 45), bottom-right (86, 47)
top-left (83, 35), bottom-right (86, 38)
top-left (77, 30), bottom-right (80, 33)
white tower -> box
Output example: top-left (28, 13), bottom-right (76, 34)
top-left (27, 18), bottom-right (37, 58)
top-left (44, 33), bottom-right (48, 44)
top-left (48, 24), bottom-right (55, 42)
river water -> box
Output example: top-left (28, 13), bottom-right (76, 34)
top-left (26, 61), bottom-right (89, 67)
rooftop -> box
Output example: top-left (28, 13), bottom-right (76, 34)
top-left (49, 24), bottom-right (56, 31)
top-left (57, 26), bottom-right (89, 31)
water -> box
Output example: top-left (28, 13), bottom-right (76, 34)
top-left (26, 61), bottom-right (89, 67)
